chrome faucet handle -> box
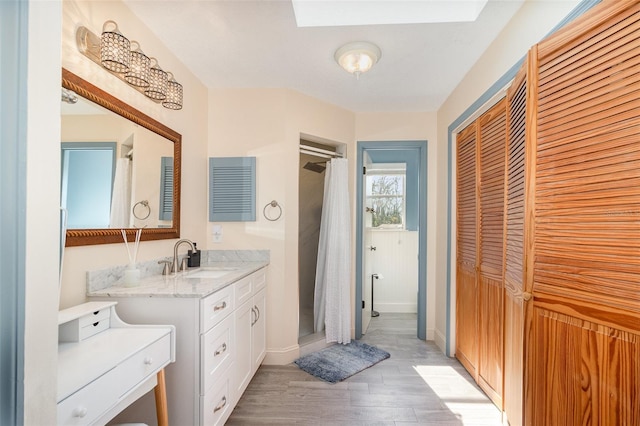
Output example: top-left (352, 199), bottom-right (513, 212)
top-left (180, 257), bottom-right (189, 272)
top-left (158, 260), bottom-right (171, 275)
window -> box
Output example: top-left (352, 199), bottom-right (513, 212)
top-left (366, 165), bottom-right (406, 228)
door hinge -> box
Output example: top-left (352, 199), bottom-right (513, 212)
top-left (363, 166), bottom-right (366, 175)
top-left (362, 300), bottom-right (365, 309)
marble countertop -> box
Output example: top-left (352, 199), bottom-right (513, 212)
top-left (87, 261), bottom-right (268, 298)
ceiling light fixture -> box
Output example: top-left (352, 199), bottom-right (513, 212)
top-left (76, 21), bottom-right (183, 110)
top-left (334, 41), bottom-right (381, 80)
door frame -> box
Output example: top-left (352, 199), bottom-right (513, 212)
top-left (355, 140), bottom-right (428, 339)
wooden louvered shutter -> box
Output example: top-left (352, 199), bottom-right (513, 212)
top-left (527, 2), bottom-right (640, 424)
top-left (456, 122), bottom-right (478, 377)
top-left (503, 59), bottom-right (528, 426)
top-left (477, 99), bottom-right (506, 406)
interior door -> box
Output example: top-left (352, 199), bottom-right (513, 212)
top-left (526, 3), bottom-right (640, 423)
top-left (502, 58), bottom-right (528, 426)
top-left (455, 122), bottom-right (478, 377)
top-left (362, 151), bottom-right (373, 334)
top-left (477, 100), bottom-right (507, 408)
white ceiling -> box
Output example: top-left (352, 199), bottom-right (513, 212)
top-left (123, 0), bottom-right (526, 113)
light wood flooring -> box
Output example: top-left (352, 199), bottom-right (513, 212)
top-left (227, 313), bottom-right (501, 425)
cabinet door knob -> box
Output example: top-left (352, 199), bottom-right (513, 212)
top-left (144, 356), bottom-right (154, 365)
top-left (522, 292), bottom-right (532, 301)
top-left (213, 396), bottom-right (227, 413)
top-left (73, 407), bottom-right (88, 418)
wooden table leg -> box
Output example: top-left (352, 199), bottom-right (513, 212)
top-left (154, 369), bottom-right (169, 426)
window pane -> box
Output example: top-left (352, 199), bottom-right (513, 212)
top-left (368, 175), bottom-right (404, 196)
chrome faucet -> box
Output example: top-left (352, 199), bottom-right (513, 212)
top-left (172, 239), bottom-right (195, 273)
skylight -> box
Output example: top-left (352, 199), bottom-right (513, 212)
top-left (292, 0), bottom-right (489, 27)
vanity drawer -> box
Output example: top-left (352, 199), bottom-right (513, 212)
top-left (57, 366), bottom-right (120, 426)
top-left (117, 333), bottom-right (171, 397)
top-left (201, 285), bottom-right (234, 332)
top-left (200, 367), bottom-right (232, 426)
top-left (234, 274), bottom-right (252, 307)
top-left (201, 314), bottom-right (233, 394)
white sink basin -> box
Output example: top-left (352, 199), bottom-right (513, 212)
top-left (185, 267), bottom-right (239, 279)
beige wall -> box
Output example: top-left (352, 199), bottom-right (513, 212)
top-left (60, 0), bottom-right (209, 309)
top-left (208, 88), bottom-right (355, 363)
top-left (356, 111), bottom-right (438, 338)
top-left (435, 0), bottom-right (581, 354)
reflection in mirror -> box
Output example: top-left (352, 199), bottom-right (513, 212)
top-left (61, 68), bottom-right (181, 246)
top-left (61, 98), bottom-right (174, 229)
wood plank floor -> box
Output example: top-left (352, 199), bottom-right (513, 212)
top-left (227, 313), bottom-right (501, 425)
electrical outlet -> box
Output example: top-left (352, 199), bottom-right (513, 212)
top-left (212, 225), bottom-right (223, 243)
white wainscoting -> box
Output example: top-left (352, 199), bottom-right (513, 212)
top-left (368, 229), bottom-right (418, 313)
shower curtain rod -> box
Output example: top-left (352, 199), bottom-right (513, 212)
top-left (299, 144), bottom-right (343, 159)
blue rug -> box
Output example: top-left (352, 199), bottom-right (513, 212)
top-left (294, 340), bottom-right (390, 383)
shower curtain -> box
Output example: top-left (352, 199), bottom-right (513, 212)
top-left (109, 157), bottom-right (132, 228)
top-left (314, 158), bottom-right (351, 344)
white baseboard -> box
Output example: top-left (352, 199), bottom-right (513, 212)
top-left (426, 328), bottom-right (435, 341)
top-left (434, 328), bottom-right (447, 355)
top-left (262, 345), bottom-right (299, 365)
top-left (375, 303), bottom-right (417, 313)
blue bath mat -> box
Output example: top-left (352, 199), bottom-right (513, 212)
top-left (294, 340), bottom-right (390, 383)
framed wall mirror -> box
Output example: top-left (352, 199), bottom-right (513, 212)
top-left (61, 68), bottom-right (181, 246)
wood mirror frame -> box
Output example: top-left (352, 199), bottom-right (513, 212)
top-left (62, 68), bottom-right (181, 246)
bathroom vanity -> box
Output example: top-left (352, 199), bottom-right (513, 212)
top-left (88, 260), bottom-right (268, 426)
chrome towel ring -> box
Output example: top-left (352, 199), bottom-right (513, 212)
top-left (133, 200), bottom-right (151, 220)
top-left (263, 200), bottom-right (282, 221)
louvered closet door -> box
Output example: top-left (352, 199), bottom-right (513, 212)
top-left (526, 2), bottom-right (640, 424)
top-left (503, 60), bottom-right (527, 426)
top-left (477, 99), bottom-right (506, 407)
top-left (456, 122), bottom-right (478, 377)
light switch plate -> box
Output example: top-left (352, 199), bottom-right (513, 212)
top-left (212, 225), bottom-right (223, 243)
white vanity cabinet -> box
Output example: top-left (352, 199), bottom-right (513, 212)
top-left (232, 269), bottom-right (267, 404)
top-left (91, 266), bottom-right (268, 426)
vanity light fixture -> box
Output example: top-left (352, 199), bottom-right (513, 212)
top-left (144, 58), bottom-right (169, 101)
top-left (334, 41), bottom-right (381, 80)
top-left (124, 41), bottom-right (151, 88)
top-left (77, 21), bottom-right (183, 110)
top-left (100, 20), bottom-right (130, 73)
top-left (163, 73), bottom-right (184, 110)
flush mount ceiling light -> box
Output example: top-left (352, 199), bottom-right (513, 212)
top-left (334, 41), bottom-right (381, 79)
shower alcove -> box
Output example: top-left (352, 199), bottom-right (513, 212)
top-left (298, 140), bottom-right (344, 345)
